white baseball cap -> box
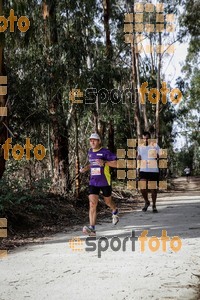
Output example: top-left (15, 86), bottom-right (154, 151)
top-left (89, 133), bottom-right (101, 140)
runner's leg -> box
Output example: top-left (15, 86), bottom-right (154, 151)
top-left (141, 189), bottom-right (149, 204)
top-left (140, 180), bottom-right (149, 202)
top-left (89, 194), bottom-right (99, 226)
top-left (104, 196), bottom-right (119, 225)
top-left (151, 174), bottom-right (159, 212)
top-left (103, 196), bottom-right (117, 211)
top-left (102, 187), bottom-right (119, 224)
top-left (151, 189), bottom-right (157, 208)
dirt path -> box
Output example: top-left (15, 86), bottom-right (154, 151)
top-left (0, 178), bottom-right (200, 300)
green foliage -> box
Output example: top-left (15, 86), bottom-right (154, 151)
top-left (0, 165), bottom-right (51, 214)
top-left (0, 0), bottom-right (198, 215)
top-left (173, 144), bottom-right (199, 176)
top-left (174, 0), bottom-right (200, 175)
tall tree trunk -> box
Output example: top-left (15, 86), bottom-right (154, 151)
top-left (93, 109), bottom-right (98, 133)
top-left (102, 0), bottom-right (115, 147)
top-left (43, 0), bottom-right (70, 193)
top-left (107, 121), bottom-right (115, 152)
top-left (156, 33), bottom-right (162, 141)
top-left (103, 0), bottom-right (112, 61)
top-left (135, 48), bottom-right (148, 131)
top-left (74, 110), bottom-right (80, 198)
top-left (0, 0), bottom-right (7, 179)
top-left (47, 123), bottom-right (53, 176)
top-left (131, 1), bottom-right (142, 138)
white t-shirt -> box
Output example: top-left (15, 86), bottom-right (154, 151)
top-left (184, 168), bottom-right (190, 174)
top-left (138, 144), bottom-right (160, 173)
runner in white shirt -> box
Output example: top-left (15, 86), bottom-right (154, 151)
top-left (137, 132), bottom-right (160, 213)
top-left (184, 166), bottom-right (191, 182)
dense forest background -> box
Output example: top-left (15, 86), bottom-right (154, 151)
top-left (0, 0), bottom-right (199, 215)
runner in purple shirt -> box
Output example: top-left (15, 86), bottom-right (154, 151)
top-left (80, 133), bottom-right (119, 236)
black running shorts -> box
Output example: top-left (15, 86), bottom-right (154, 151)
top-left (89, 185), bottom-right (112, 197)
top-left (139, 171), bottom-right (160, 181)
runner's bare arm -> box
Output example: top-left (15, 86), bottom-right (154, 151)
top-left (105, 160), bottom-right (117, 168)
top-left (79, 164), bottom-right (90, 173)
top-left (96, 159), bottom-right (117, 168)
top-left (137, 154), bottom-right (141, 169)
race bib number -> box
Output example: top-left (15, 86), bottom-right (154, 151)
top-left (91, 167), bottom-right (101, 175)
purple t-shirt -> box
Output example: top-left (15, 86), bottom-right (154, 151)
top-left (88, 147), bottom-right (117, 186)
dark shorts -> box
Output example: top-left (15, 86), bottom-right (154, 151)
top-left (89, 185), bottom-right (112, 197)
top-left (139, 171), bottom-right (160, 181)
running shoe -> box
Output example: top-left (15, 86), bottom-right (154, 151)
top-left (112, 214), bottom-right (119, 225)
top-left (152, 206), bottom-right (158, 213)
top-left (142, 201), bottom-right (150, 212)
top-left (82, 225), bottom-right (96, 236)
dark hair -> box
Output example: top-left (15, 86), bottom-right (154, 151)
top-left (142, 131), bottom-right (151, 138)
